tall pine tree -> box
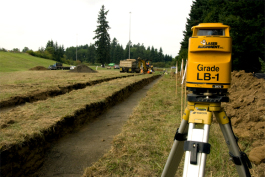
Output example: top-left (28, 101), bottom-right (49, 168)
top-left (93, 5), bottom-right (111, 67)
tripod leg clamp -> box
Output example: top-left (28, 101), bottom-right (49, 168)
top-left (229, 151), bottom-right (252, 168)
top-left (174, 128), bottom-right (187, 141)
top-left (184, 141), bottom-right (211, 165)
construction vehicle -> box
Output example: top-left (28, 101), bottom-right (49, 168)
top-left (48, 62), bottom-right (70, 70)
top-left (119, 59), bottom-right (140, 73)
top-left (119, 58), bottom-right (154, 74)
top-left (137, 58), bottom-right (154, 74)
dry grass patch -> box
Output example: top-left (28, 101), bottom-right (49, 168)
top-left (0, 74), bottom-right (154, 150)
top-left (0, 70), bottom-right (133, 101)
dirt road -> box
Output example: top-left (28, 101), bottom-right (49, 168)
top-left (34, 78), bottom-right (160, 177)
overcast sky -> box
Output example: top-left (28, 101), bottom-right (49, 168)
top-left (0, 0), bottom-right (193, 58)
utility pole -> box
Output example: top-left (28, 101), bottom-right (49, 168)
top-left (129, 12), bottom-right (131, 59)
top-left (76, 34), bottom-right (78, 61)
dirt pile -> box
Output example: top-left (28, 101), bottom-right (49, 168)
top-left (69, 65), bottom-right (98, 73)
top-left (222, 70), bottom-right (265, 165)
top-left (29, 66), bottom-right (48, 70)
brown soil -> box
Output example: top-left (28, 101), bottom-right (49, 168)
top-left (69, 65), bottom-right (98, 73)
top-left (222, 70), bottom-right (265, 165)
top-left (29, 66), bottom-right (48, 70)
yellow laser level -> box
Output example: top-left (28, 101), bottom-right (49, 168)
top-left (186, 23), bottom-right (231, 101)
top-left (162, 23), bottom-right (252, 177)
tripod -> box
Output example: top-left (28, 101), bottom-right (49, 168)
top-left (161, 95), bottom-right (252, 177)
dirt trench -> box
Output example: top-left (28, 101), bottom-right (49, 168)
top-left (1, 75), bottom-right (160, 177)
top-left (33, 77), bottom-right (161, 177)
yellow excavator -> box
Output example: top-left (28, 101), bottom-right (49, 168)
top-left (137, 57), bottom-right (154, 74)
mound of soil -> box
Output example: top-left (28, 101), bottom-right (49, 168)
top-left (222, 70), bottom-right (265, 165)
top-left (69, 65), bottom-right (98, 73)
top-left (29, 66), bottom-right (48, 70)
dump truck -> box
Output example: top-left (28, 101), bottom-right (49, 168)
top-left (119, 59), bottom-right (140, 73)
top-left (48, 63), bottom-right (70, 70)
top-left (119, 58), bottom-right (154, 74)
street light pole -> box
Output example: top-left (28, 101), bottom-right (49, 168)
top-left (129, 12), bottom-right (131, 59)
top-left (76, 34), bottom-right (78, 61)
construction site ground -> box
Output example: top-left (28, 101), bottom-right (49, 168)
top-left (0, 69), bottom-right (264, 176)
top-left (0, 69), bottom-right (160, 177)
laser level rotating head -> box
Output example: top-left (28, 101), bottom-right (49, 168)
top-left (186, 23), bottom-right (232, 102)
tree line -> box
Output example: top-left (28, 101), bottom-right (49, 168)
top-left (63, 39), bottom-right (173, 65)
top-left (175, 0), bottom-right (265, 72)
top-left (20, 39), bottom-right (173, 66)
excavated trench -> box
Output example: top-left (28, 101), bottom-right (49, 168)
top-left (0, 74), bottom-right (135, 110)
top-left (1, 75), bottom-right (161, 177)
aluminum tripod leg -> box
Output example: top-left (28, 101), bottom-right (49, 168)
top-left (162, 102), bottom-right (252, 177)
top-left (214, 111), bottom-right (252, 177)
top-left (161, 119), bottom-right (189, 177)
top-left (182, 123), bottom-right (210, 177)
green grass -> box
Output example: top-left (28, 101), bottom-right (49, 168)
top-left (0, 52), bottom-right (59, 72)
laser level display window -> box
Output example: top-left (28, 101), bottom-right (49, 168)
top-left (197, 29), bottom-right (224, 36)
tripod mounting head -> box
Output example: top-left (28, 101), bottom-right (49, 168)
top-left (186, 23), bottom-right (231, 102)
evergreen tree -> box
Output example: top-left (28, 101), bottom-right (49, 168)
top-left (123, 41), bottom-right (133, 59)
top-left (114, 44), bottom-right (124, 64)
top-left (46, 40), bottom-right (54, 48)
top-left (145, 46), bottom-right (151, 60)
top-left (158, 47), bottom-right (164, 62)
top-left (177, 0), bottom-right (265, 72)
top-left (93, 5), bottom-right (111, 67)
top-left (150, 46), bottom-right (155, 61)
top-left (65, 46), bottom-right (76, 60)
top-left (87, 44), bottom-right (96, 64)
top-left (110, 38), bottom-right (118, 62)
top-left (22, 47), bottom-right (29, 53)
top-left (133, 43), bottom-right (145, 59)
top-left (77, 48), bottom-right (87, 62)
top-left (44, 40), bottom-right (65, 62)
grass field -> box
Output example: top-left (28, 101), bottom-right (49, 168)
top-left (0, 51), bottom-right (134, 72)
top-left (0, 52), bottom-right (60, 72)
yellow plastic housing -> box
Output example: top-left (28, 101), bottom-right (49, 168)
top-left (186, 23), bottom-right (232, 89)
